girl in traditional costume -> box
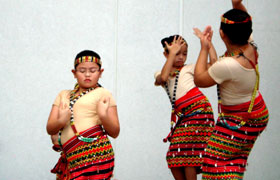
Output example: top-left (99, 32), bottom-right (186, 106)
top-left (194, 1), bottom-right (269, 179)
top-left (154, 35), bottom-right (215, 180)
top-left (47, 50), bottom-right (120, 180)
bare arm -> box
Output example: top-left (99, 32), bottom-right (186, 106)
top-left (208, 43), bottom-right (218, 66)
top-left (208, 29), bottom-right (218, 65)
top-left (193, 26), bottom-right (218, 67)
top-left (232, 0), bottom-right (247, 12)
top-left (194, 27), bottom-right (217, 87)
top-left (154, 36), bottom-right (186, 86)
top-left (97, 97), bottom-right (120, 138)
top-left (154, 53), bottom-right (176, 86)
top-left (47, 103), bottom-right (70, 135)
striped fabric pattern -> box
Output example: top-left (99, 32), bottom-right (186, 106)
top-left (74, 56), bottom-right (101, 67)
top-left (53, 125), bottom-right (114, 180)
top-left (166, 87), bottom-right (215, 170)
top-left (202, 93), bottom-right (269, 180)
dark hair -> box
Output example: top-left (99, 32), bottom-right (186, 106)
top-left (221, 9), bottom-right (252, 45)
top-left (161, 35), bottom-right (188, 53)
top-left (74, 50), bottom-right (101, 69)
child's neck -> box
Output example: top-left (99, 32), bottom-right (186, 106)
top-left (76, 84), bottom-right (98, 94)
top-left (77, 87), bottom-right (87, 94)
top-left (170, 65), bottom-right (184, 77)
top-left (226, 43), bottom-right (249, 55)
top-left (172, 65), bottom-right (184, 70)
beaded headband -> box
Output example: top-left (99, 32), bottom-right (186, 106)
top-left (74, 56), bottom-right (102, 68)
top-left (221, 15), bottom-right (252, 24)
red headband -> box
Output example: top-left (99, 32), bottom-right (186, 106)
top-left (221, 15), bottom-right (252, 24)
top-left (74, 56), bottom-right (102, 67)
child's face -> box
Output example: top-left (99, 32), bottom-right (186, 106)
top-left (72, 62), bottom-right (103, 90)
top-left (173, 44), bottom-right (188, 68)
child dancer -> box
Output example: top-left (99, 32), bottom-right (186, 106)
top-left (154, 35), bottom-right (215, 180)
top-left (47, 50), bottom-right (120, 180)
top-left (194, 1), bottom-right (269, 179)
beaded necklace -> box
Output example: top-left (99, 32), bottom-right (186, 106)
top-left (169, 67), bottom-right (182, 77)
top-left (164, 67), bottom-right (184, 129)
top-left (218, 47), bottom-right (259, 130)
top-left (58, 85), bottom-right (100, 146)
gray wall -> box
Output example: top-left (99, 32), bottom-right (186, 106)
top-left (0, 0), bottom-right (279, 179)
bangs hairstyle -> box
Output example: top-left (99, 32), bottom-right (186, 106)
top-left (74, 50), bottom-right (101, 69)
top-left (221, 9), bottom-right (252, 45)
top-left (161, 35), bottom-right (188, 53)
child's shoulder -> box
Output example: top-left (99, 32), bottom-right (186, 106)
top-left (184, 63), bottom-right (195, 68)
top-left (217, 57), bottom-right (236, 65)
top-left (58, 89), bottom-right (71, 95)
top-left (182, 64), bottom-right (195, 72)
top-left (90, 87), bottom-right (114, 96)
top-left (55, 90), bottom-right (71, 98)
top-left (219, 55), bottom-right (237, 61)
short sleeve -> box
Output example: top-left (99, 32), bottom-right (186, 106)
top-left (102, 89), bottom-right (117, 107)
top-left (154, 71), bottom-right (161, 86)
top-left (53, 90), bottom-right (70, 107)
top-left (208, 58), bottom-right (233, 84)
top-left (154, 71), bottom-right (161, 79)
top-left (53, 91), bottom-right (62, 107)
top-left (185, 64), bottom-right (194, 75)
top-left (179, 64), bottom-right (195, 82)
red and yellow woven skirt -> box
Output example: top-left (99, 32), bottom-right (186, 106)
top-left (51, 125), bottom-right (114, 180)
top-left (202, 93), bottom-right (269, 180)
top-left (166, 87), bottom-right (215, 171)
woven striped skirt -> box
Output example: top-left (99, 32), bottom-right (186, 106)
top-left (202, 93), bottom-right (269, 180)
top-left (166, 87), bottom-right (215, 170)
top-left (51, 125), bottom-right (114, 180)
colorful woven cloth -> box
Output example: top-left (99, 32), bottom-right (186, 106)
top-left (202, 93), bottom-right (269, 180)
top-left (51, 125), bottom-right (114, 180)
top-left (166, 87), bottom-right (215, 170)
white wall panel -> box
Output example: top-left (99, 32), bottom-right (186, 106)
top-left (0, 0), bottom-right (117, 179)
top-left (115, 1), bottom-right (180, 179)
top-left (0, 0), bottom-right (279, 179)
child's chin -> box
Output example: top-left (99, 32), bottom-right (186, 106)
top-left (174, 62), bottom-right (184, 67)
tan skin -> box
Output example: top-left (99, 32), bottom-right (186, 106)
top-left (155, 36), bottom-right (187, 86)
top-left (155, 36), bottom-right (197, 180)
top-left (193, 26), bottom-right (218, 67)
top-left (156, 2), bottom-right (248, 179)
top-left (194, 0), bottom-right (256, 88)
top-left (47, 62), bottom-right (120, 145)
top-left (155, 36), bottom-right (217, 180)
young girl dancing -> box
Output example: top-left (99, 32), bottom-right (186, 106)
top-left (47, 50), bottom-right (120, 180)
top-left (154, 35), bottom-right (215, 180)
top-left (194, 1), bottom-right (269, 179)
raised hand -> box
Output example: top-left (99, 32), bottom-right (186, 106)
top-left (232, 0), bottom-right (247, 11)
top-left (97, 96), bottom-right (110, 120)
top-left (232, 0), bottom-right (243, 6)
top-left (194, 26), bottom-right (213, 40)
top-left (164, 36), bottom-right (186, 55)
top-left (193, 27), bottom-right (204, 40)
top-left (194, 26), bottom-right (213, 50)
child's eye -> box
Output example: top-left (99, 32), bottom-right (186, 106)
top-left (90, 69), bottom-right (97, 73)
top-left (78, 69), bottom-right (86, 73)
